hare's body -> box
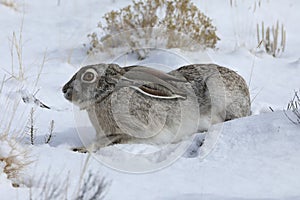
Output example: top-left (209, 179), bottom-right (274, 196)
top-left (63, 63), bottom-right (250, 147)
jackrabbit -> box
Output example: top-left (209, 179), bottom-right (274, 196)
top-left (62, 63), bottom-right (250, 148)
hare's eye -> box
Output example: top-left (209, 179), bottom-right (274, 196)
top-left (81, 69), bottom-right (97, 83)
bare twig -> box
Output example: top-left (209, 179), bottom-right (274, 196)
top-left (21, 89), bottom-right (51, 109)
top-left (0, 75), bottom-right (5, 94)
top-left (27, 107), bottom-right (36, 145)
top-left (75, 171), bottom-right (109, 200)
top-left (45, 120), bottom-right (55, 144)
top-left (250, 87), bottom-right (263, 104)
top-left (32, 170), bottom-right (69, 200)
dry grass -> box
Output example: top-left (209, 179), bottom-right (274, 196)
top-left (0, 100), bottom-right (30, 187)
top-left (27, 155), bottom-right (108, 199)
top-left (30, 171), bottom-right (69, 200)
top-left (0, 134), bottom-right (32, 187)
top-left (6, 18), bottom-right (25, 81)
top-left (75, 171), bottom-right (108, 200)
top-left (230, 0), bottom-right (264, 12)
top-left (3, 17), bottom-right (48, 87)
top-left (257, 21), bottom-right (286, 57)
top-left (0, 0), bottom-right (18, 11)
top-left (27, 168), bottom-right (108, 200)
top-left (229, 0), bottom-right (264, 50)
top-left (87, 0), bottom-right (219, 60)
top-left (0, 74), bottom-right (31, 187)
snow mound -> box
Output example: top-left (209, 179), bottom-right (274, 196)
top-left (77, 111), bottom-right (300, 199)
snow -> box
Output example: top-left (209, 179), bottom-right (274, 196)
top-left (0, 0), bottom-right (300, 199)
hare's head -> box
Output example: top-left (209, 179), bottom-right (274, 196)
top-left (62, 63), bottom-right (188, 109)
top-left (62, 63), bottom-right (125, 109)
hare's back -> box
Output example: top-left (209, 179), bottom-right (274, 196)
top-left (214, 65), bottom-right (251, 119)
top-left (171, 64), bottom-right (251, 120)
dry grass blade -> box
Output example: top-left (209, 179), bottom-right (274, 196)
top-left (6, 14), bottom-right (26, 81)
top-left (33, 50), bottom-right (47, 90)
top-left (45, 120), bottom-right (55, 144)
top-left (0, 75), bottom-right (5, 94)
top-left (284, 91), bottom-right (300, 125)
top-left (257, 20), bottom-right (286, 57)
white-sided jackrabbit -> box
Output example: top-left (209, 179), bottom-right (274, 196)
top-left (62, 63), bottom-right (250, 148)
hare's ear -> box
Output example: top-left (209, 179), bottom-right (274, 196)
top-left (130, 83), bottom-right (187, 99)
top-left (124, 66), bottom-right (186, 83)
top-left (121, 66), bottom-right (187, 99)
top-left (104, 64), bottom-right (125, 84)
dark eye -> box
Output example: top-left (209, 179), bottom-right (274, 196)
top-left (83, 72), bottom-right (94, 81)
top-left (81, 69), bottom-right (97, 83)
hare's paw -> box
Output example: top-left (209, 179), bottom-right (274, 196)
top-left (71, 147), bottom-right (89, 153)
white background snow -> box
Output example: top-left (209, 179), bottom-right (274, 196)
top-left (0, 0), bottom-right (300, 199)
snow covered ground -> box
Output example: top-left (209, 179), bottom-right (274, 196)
top-left (0, 0), bottom-right (300, 199)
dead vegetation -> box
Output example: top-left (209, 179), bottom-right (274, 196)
top-left (285, 91), bottom-right (300, 125)
top-left (87, 0), bottom-right (219, 60)
top-left (0, 0), bottom-right (18, 11)
top-left (0, 134), bottom-right (31, 187)
top-left (257, 21), bottom-right (286, 57)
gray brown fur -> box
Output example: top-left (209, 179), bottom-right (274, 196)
top-left (62, 63), bottom-right (250, 147)
top-left (170, 64), bottom-right (250, 120)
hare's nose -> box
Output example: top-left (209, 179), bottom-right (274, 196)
top-left (62, 84), bottom-right (69, 93)
top-left (63, 89), bottom-right (73, 101)
top-left (62, 84), bottom-right (73, 101)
